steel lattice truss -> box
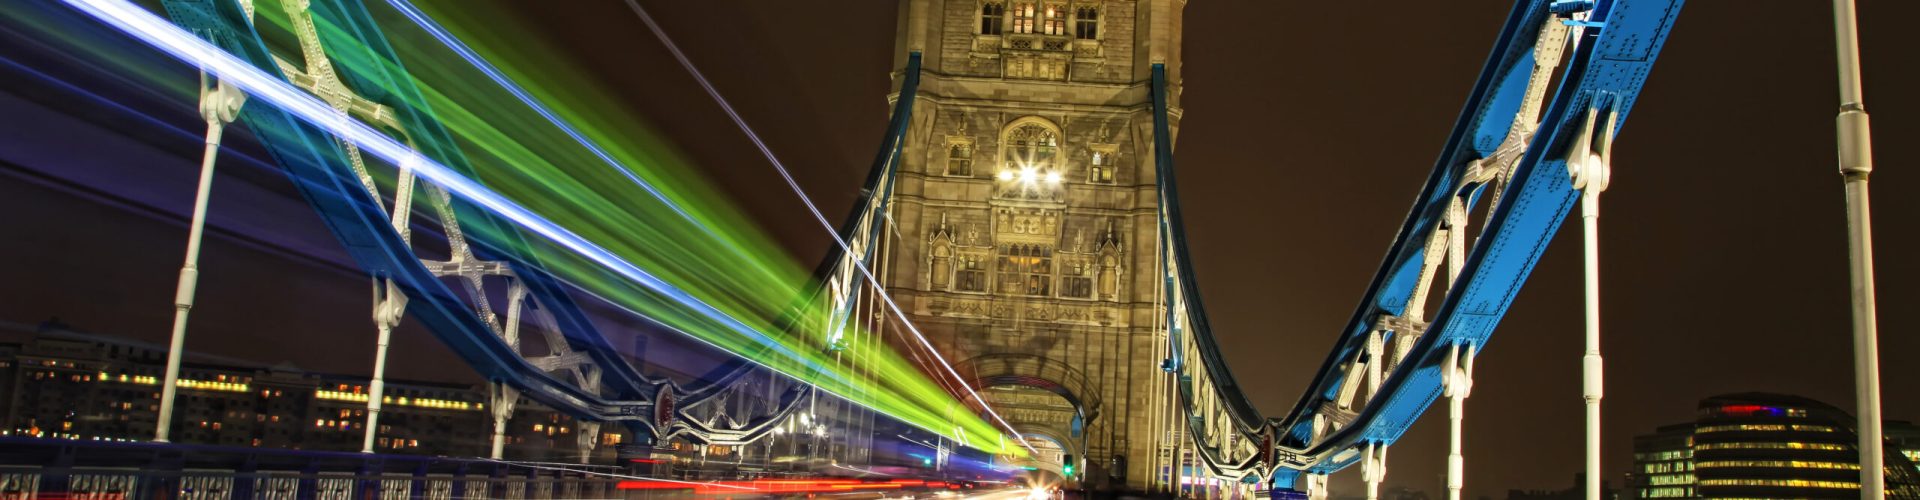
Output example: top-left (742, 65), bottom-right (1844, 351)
top-left (147, 0), bottom-right (833, 459)
top-left (1147, 0), bottom-right (1684, 489)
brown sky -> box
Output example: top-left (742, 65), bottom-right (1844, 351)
top-left (3, 0), bottom-right (1917, 497)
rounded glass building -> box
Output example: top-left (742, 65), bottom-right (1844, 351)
top-left (1689, 393), bottom-right (1920, 499)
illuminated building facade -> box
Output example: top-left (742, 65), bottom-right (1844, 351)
top-left (1630, 424), bottom-right (1698, 499)
top-left (882, 0), bottom-right (1187, 490)
top-left (1891, 421), bottom-right (1920, 473)
top-left (0, 322), bottom-right (622, 461)
top-left (1627, 393), bottom-right (1920, 499)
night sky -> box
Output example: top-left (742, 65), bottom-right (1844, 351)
top-left (2, 1), bottom-right (1917, 497)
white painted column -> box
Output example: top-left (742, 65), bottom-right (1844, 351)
top-left (577, 421), bottom-right (602, 464)
top-left (156, 72), bottom-right (244, 443)
top-left (490, 382), bottom-right (519, 459)
top-left (1443, 344), bottom-right (1475, 500)
top-left (1569, 104), bottom-right (1613, 500)
top-left (362, 280), bottom-right (406, 453)
top-left (1305, 473), bottom-right (1328, 500)
top-left (1830, 1), bottom-right (1883, 496)
top-left (1362, 443), bottom-right (1387, 500)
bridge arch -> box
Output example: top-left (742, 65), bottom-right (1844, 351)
top-left (1012, 421), bottom-right (1083, 460)
top-left (961, 353), bottom-right (1102, 421)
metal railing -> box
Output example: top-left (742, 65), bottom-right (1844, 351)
top-left (0, 438), bottom-right (625, 500)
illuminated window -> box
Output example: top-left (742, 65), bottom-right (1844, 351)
top-left (1011, 3), bottom-right (1036, 34)
top-left (946, 141), bottom-right (974, 177)
top-left (1088, 150), bottom-right (1115, 183)
top-left (980, 2), bottom-right (1004, 35)
top-left (956, 254), bottom-right (988, 293)
top-left (1041, 4), bottom-right (1067, 36)
top-left (1695, 442), bottom-right (1848, 451)
top-left (1061, 262), bottom-right (1093, 299)
top-left (1696, 460), bottom-right (1859, 470)
top-left (997, 244), bottom-right (1053, 296)
top-left (1698, 478), bottom-right (1856, 489)
top-left (999, 120), bottom-right (1061, 189)
top-left (1647, 473), bottom-right (1694, 486)
top-left (1635, 450), bottom-right (1694, 461)
top-left (1074, 7), bottom-right (1098, 39)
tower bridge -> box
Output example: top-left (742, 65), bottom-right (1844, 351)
top-left (14, 0), bottom-right (1897, 499)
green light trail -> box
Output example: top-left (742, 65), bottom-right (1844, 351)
top-left (9, 0), bottom-right (1019, 455)
top-left (271, 1), bottom-right (1021, 455)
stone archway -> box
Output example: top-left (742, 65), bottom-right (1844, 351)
top-left (1008, 422), bottom-right (1079, 484)
top-left (961, 353), bottom-right (1103, 421)
top-left (1012, 421), bottom-right (1082, 460)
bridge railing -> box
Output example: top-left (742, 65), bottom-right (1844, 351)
top-left (0, 437), bottom-right (625, 499)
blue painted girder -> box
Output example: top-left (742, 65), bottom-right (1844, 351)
top-left (1144, 0), bottom-right (1684, 478)
top-left (1267, 0), bottom-right (1684, 473)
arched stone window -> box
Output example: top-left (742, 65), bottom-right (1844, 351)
top-left (1041, 4), bottom-right (1068, 36)
top-left (1088, 148), bottom-right (1115, 184)
top-left (956, 254), bottom-right (988, 292)
top-left (1061, 260), bottom-right (1094, 299)
top-left (997, 243), bottom-right (1053, 296)
top-left (946, 140), bottom-right (974, 176)
top-left (1010, 2), bottom-right (1038, 34)
top-left (1074, 6), bottom-right (1099, 40)
top-left (994, 117), bottom-right (1065, 198)
top-left (980, 2), bottom-right (1005, 35)
top-left (930, 242), bottom-right (953, 290)
top-left (998, 117), bottom-right (1061, 174)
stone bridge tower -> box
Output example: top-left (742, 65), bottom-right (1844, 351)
top-left (881, 0), bottom-right (1185, 491)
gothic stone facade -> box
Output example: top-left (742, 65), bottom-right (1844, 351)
top-left (882, 0), bottom-right (1186, 490)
